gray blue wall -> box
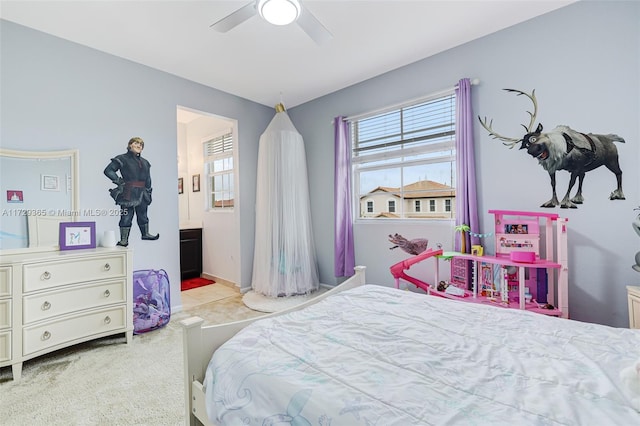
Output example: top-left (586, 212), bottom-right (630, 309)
top-left (2, 1), bottom-right (639, 327)
top-left (290, 0), bottom-right (640, 327)
top-left (1, 19), bottom-right (273, 308)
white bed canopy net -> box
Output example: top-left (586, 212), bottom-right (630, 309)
top-left (251, 104), bottom-right (319, 297)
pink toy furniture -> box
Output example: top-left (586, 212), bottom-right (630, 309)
top-left (441, 210), bottom-right (569, 317)
top-left (450, 257), bottom-right (472, 290)
top-left (390, 248), bottom-right (444, 292)
top-left (390, 210), bottom-right (570, 318)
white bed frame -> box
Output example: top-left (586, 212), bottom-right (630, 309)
top-left (180, 266), bottom-right (367, 426)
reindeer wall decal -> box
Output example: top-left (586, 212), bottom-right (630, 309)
top-left (478, 89), bottom-right (625, 208)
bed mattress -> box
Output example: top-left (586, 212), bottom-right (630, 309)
top-left (204, 285), bottom-right (640, 425)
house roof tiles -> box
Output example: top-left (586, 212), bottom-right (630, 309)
top-left (365, 180), bottom-right (455, 199)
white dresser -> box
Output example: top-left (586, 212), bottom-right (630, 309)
top-left (628, 286), bottom-right (640, 329)
top-left (0, 247), bottom-right (133, 380)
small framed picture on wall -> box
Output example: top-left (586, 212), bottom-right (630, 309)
top-left (178, 177), bottom-right (184, 194)
top-left (192, 174), bottom-right (200, 192)
top-left (7, 190), bottom-right (23, 203)
top-left (41, 174), bottom-right (60, 191)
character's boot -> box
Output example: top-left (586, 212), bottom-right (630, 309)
top-left (117, 227), bottom-right (131, 247)
top-left (140, 223), bottom-right (159, 240)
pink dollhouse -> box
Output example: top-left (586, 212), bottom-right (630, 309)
top-left (390, 210), bottom-right (569, 318)
top-left (445, 210), bottom-right (569, 317)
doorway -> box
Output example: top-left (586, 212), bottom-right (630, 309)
top-left (177, 106), bottom-right (241, 303)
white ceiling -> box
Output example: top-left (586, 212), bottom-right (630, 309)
top-left (1, 0), bottom-right (576, 109)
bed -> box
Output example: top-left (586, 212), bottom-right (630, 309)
top-left (181, 266), bottom-right (640, 425)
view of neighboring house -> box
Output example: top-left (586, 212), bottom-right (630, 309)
top-left (213, 198), bottom-right (234, 208)
top-left (359, 180), bottom-right (456, 219)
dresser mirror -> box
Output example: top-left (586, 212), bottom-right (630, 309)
top-left (0, 148), bottom-right (79, 253)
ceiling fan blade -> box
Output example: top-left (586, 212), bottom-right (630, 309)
top-left (297, 6), bottom-right (333, 45)
top-left (210, 2), bottom-right (257, 33)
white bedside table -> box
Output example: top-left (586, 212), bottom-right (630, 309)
top-left (628, 286), bottom-right (640, 329)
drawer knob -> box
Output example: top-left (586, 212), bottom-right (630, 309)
top-left (104, 316), bottom-right (111, 325)
top-left (42, 331), bottom-right (51, 341)
top-left (42, 271), bottom-right (51, 280)
top-left (103, 289), bottom-right (111, 298)
top-left (41, 301), bottom-right (51, 311)
top-left (103, 263), bottom-right (111, 271)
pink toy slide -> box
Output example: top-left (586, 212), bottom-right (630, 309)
top-left (390, 248), bottom-right (443, 292)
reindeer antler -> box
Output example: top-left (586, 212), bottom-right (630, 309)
top-left (477, 116), bottom-right (521, 148)
top-left (503, 88), bottom-right (538, 134)
top-left (477, 88), bottom-right (539, 149)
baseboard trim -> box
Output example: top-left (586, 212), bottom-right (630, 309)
top-left (201, 273), bottom-right (239, 292)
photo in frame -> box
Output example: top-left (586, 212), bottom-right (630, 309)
top-left (6, 190), bottom-right (23, 203)
top-left (41, 174), bottom-right (60, 191)
top-left (59, 221), bottom-right (96, 250)
top-left (178, 177), bottom-right (184, 194)
top-left (192, 174), bottom-right (200, 192)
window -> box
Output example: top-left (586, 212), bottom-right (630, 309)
top-left (367, 200), bottom-right (374, 213)
top-left (352, 91), bottom-right (456, 220)
top-left (204, 132), bottom-right (234, 210)
top-left (445, 199), bottom-right (451, 212)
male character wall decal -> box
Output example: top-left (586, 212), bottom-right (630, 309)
top-left (104, 137), bottom-right (159, 246)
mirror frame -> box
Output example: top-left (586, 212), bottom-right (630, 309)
top-left (0, 148), bottom-right (80, 254)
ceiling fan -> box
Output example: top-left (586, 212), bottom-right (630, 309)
top-left (210, 0), bottom-right (333, 45)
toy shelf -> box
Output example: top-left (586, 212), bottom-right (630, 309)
top-left (451, 253), bottom-right (561, 269)
top-left (425, 284), bottom-right (563, 316)
top-left (434, 252), bottom-right (563, 316)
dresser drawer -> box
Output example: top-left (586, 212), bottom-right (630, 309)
top-left (0, 330), bottom-right (10, 363)
top-left (23, 306), bottom-right (127, 356)
top-left (23, 254), bottom-right (126, 292)
top-left (23, 279), bottom-right (126, 324)
top-left (0, 299), bottom-right (10, 329)
top-left (0, 267), bottom-right (10, 297)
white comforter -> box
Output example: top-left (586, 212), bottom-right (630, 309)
top-left (204, 285), bottom-right (640, 425)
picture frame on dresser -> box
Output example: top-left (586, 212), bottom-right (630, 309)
top-left (59, 221), bottom-right (96, 250)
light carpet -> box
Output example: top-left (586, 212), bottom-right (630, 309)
top-left (0, 293), bottom-right (264, 426)
top-left (242, 286), bottom-right (329, 313)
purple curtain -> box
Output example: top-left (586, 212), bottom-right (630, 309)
top-left (455, 78), bottom-right (480, 252)
top-left (334, 116), bottom-right (355, 276)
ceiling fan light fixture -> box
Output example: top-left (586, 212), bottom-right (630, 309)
top-left (258, 0), bottom-right (301, 26)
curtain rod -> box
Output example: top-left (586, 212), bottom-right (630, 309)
top-left (334, 78), bottom-right (480, 124)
